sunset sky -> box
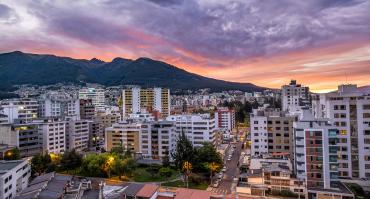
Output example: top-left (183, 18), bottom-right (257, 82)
top-left (1, 0), bottom-right (370, 92)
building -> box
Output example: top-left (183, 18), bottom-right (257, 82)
top-left (294, 109), bottom-right (354, 199)
top-left (281, 80), bottom-right (310, 113)
top-left (215, 107), bottom-right (236, 131)
top-left (79, 99), bottom-right (95, 120)
top-left (250, 108), bottom-right (296, 161)
top-left (0, 123), bottom-right (41, 157)
top-left (166, 114), bottom-right (217, 147)
top-left (89, 121), bottom-right (104, 150)
top-left (0, 99), bottom-right (38, 124)
top-left (105, 120), bottom-right (176, 161)
top-left (0, 114), bottom-right (8, 124)
top-left (312, 84), bottom-right (370, 179)
top-left (0, 159), bottom-right (31, 199)
top-left (66, 119), bottom-right (91, 152)
top-left (122, 87), bottom-right (170, 118)
top-left (33, 118), bottom-right (66, 154)
top-left (39, 92), bottom-right (80, 119)
top-left (79, 88), bottom-right (106, 111)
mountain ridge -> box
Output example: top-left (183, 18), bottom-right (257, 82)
top-left (0, 51), bottom-right (265, 92)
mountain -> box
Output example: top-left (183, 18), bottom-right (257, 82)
top-left (0, 51), bottom-right (264, 92)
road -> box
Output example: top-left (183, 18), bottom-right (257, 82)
top-left (209, 140), bottom-right (243, 195)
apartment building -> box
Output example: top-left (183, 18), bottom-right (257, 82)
top-left (79, 88), bottom-right (106, 111)
top-left (79, 99), bottom-right (95, 120)
top-left (33, 117), bottom-right (66, 154)
top-left (294, 109), bottom-right (354, 199)
top-left (89, 121), bottom-right (104, 150)
top-left (281, 80), bottom-right (310, 113)
top-left (39, 92), bottom-right (80, 119)
top-left (250, 108), bottom-right (296, 161)
top-left (0, 159), bottom-right (31, 199)
top-left (105, 120), bottom-right (176, 161)
top-left (215, 107), bottom-right (236, 131)
top-left (0, 98), bottom-right (38, 123)
top-left (0, 123), bottom-right (41, 157)
top-left (312, 84), bottom-right (370, 179)
top-left (122, 87), bottom-right (170, 118)
top-left (66, 119), bottom-right (91, 152)
top-left (166, 114), bottom-right (217, 147)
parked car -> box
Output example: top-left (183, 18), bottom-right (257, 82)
top-left (213, 181), bottom-right (220, 188)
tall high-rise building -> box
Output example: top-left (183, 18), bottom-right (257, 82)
top-left (215, 107), bottom-right (236, 131)
top-left (33, 117), bottom-right (66, 154)
top-left (79, 99), bottom-right (95, 120)
top-left (0, 98), bottom-right (38, 123)
top-left (122, 87), bottom-right (170, 118)
top-left (166, 114), bottom-right (217, 147)
top-left (39, 92), bottom-right (80, 119)
top-left (294, 109), bottom-right (354, 199)
top-left (250, 108), bottom-right (296, 161)
top-left (312, 84), bottom-right (370, 179)
top-left (281, 80), bottom-right (310, 113)
top-left (79, 88), bottom-right (106, 111)
top-left (66, 119), bottom-right (91, 152)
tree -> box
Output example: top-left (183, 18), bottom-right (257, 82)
top-left (111, 146), bottom-right (124, 155)
top-left (112, 159), bottom-right (126, 180)
top-left (123, 149), bottom-right (132, 159)
top-left (31, 153), bottom-right (54, 176)
top-left (60, 149), bottom-right (82, 174)
top-left (171, 131), bottom-right (194, 170)
top-left (4, 148), bottom-right (21, 160)
top-left (162, 153), bottom-right (170, 167)
top-left (193, 143), bottom-right (222, 172)
top-left (207, 162), bottom-right (220, 185)
top-left (159, 167), bottom-right (172, 180)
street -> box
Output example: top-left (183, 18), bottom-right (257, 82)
top-left (209, 140), bottom-right (243, 195)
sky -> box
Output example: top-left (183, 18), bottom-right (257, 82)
top-left (0, 0), bottom-right (370, 92)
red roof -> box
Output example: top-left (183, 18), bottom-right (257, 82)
top-left (175, 188), bottom-right (211, 199)
top-left (136, 184), bottom-right (159, 198)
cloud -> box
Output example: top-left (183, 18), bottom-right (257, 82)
top-left (0, 0), bottom-right (369, 91)
top-left (0, 4), bottom-right (18, 24)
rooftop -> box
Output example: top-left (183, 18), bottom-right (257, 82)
top-left (0, 159), bottom-right (26, 176)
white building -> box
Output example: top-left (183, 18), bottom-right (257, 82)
top-left (312, 84), bottom-right (370, 179)
top-left (293, 109), bottom-right (340, 189)
top-left (0, 99), bottom-right (38, 123)
top-left (250, 110), bottom-right (268, 155)
top-left (66, 119), bottom-right (91, 152)
top-left (215, 107), bottom-right (236, 131)
top-left (105, 119), bottom-right (176, 161)
top-left (39, 92), bottom-right (80, 119)
top-left (166, 114), bottom-right (217, 147)
top-left (281, 80), bottom-right (310, 113)
top-left (0, 159), bottom-right (31, 199)
top-left (79, 88), bottom-right (106, 111)
top-left (33, 118), bottom-right (66, 154)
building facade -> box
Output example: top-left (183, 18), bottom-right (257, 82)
top-left (215, 107), bottom-right (236, 131)
top-left (281, 80), bottom-right (310, 113)
top-left (39, 92), bottom-right (80, 119)
top-left (0, 159), bottom-right (31, 199)
top-left (0, 98), bottom-right (38, 124)
top-left (312, 84), bottom-right (370, 179)
top-left (166, 114), bottom-right (217, 147)
top-left (79, 88), bottom-right (106, 111)
top-left (33, 118), bottom-right (66, 154)
top-left (122, 87), bottom-right (170, 118)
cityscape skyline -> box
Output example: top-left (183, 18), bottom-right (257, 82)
top-left (1, 0), bottom-right (370, 92)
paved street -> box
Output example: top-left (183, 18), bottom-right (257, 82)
top-left (209, 140), bottom-right (243, 195)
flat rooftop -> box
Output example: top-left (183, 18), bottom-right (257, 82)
top-left (0, 160), bottom-right (25, 176)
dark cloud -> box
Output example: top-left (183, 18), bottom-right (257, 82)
top-left (0, 4), bottom-right (18, 23)
top-left (3, 0), bottom-right (370, 62)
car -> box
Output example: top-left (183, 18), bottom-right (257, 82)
top-left (213, 181), bottom-right (219, 188)
top-left (217, 173), bottom-right (223, 179)
top-left (227, 157), bottom-right (232, 161)
top-left (233, 177), bottom-right (239, 183)
top-left (222, 167), bottom-right (226, 172)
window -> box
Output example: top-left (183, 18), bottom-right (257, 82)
top-left (254, 121), bottom-right (258, 124)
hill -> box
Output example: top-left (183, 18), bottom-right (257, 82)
top-left (0, 51), bottom-right (264, 92)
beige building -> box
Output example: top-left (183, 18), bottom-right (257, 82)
top-left (122, 87), bottom-right (170, 118)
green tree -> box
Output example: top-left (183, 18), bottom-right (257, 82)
top-left (60, 149), bottom-right (82, 174)
top-left (4, 148), bottom-right (21, 160)
top-left (159, 167), bottom-right (172, 180)
top-left (171, 131), bottom-right (194, 170)
top-left (31, 153), bottom-right (54, 176)
top-left (193, 143), bottom-right (222, 172)
top-left (112, 158), bottom-right (126, 180)
top-left (162, 152), bottom-right (171, 167)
